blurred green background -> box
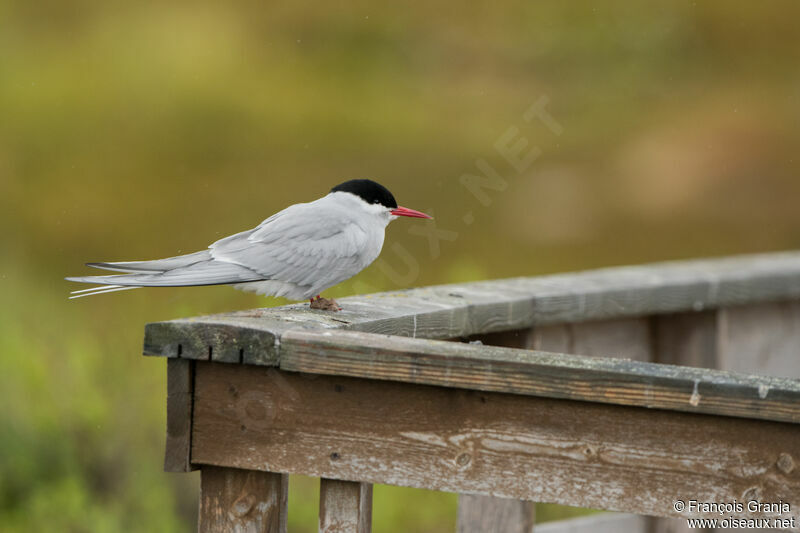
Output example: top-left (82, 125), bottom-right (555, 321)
top-left (2, 1), bottom-right (799, 531)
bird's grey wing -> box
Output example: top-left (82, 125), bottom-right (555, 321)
top-left (211, 202), bottom-right (369, 290)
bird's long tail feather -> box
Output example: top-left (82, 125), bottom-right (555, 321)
top-left (68, 285), bottom-right (141, 299)
top-left (85, 250), bottom-right (212, 273)
top-left (66, 257), bottom-right (264, 300)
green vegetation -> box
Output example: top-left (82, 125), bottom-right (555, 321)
top-left (2, 1), bottom-right (799, 530)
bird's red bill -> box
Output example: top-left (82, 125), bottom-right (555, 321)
top-left (391, 206), bottom-right (432, 219)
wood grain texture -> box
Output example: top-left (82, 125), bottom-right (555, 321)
top-left (528, 324), bottom-right (570, 352)
top-left (279, 330), bottom-right (800, 424)
top-left (648, 314), bottom-right (719, 533)
top-left (535, 513), bottom-right (646, 533)
top-left (457, 330), bottom-right (535, 533)
top-left (456, 495), bottom-right (534, 533)
top-left (165, 358), bottom-right (197, 472)
top-left (718, 301), bottom-right (800, 378)
top-left (653, 311), bottom-right (718, 369)
top-left (143, 252), bottom-right (800, 359)
top-left (569, 318), bottom-right (652, 362)
top-left (198, 466), bottom-right (288, 533)
top-left (319, 479), bottom-right (372, 533)
top-left (191, 363), bottom-right (800, 521)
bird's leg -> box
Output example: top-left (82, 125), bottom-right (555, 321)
top-left (309, 294), bottom-right (341, 311)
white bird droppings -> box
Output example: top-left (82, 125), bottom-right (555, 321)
top-left (689, 380), bottom-right (701, 407)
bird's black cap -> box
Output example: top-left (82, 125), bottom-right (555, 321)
top-left (331, 179), bottom-right (397, 209)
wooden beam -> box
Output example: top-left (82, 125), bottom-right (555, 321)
top-left (165, 358), bottom-right (197, 472)
top-left (198, 466), bottom-right (288, 533)
top-left (718, 301), bottom-right (800, 378)
top-left (456, 495), bottom-right (535, 533)
top-left (191, 363), bottom-right (800, 520)
top-left (278, 330), bottom-right (800, 424)
top-left (144, 252), bottom-right (800, 360)
top-left (319, 479), bottom-right (372, 533)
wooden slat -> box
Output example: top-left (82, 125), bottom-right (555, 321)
top-left (528, 324), bottom-right (570, 352)
top-left (718, 301), bottom-right (800, 378)
top-left (456, 495), bottom-right (535, 533)
top-left (570, 318), bottom-right (652, 362)
top-left (279, 330), bottom-right (800, 424)
top-left (649, 314), bottom-right (718, 533)
top-left (529, 316), bottom-right (683, 533)
top-left (165, 358), bottom-right (197, 472)
top-left (144, 252), bottom-right (800, 360)
top-left (319, 478), bottom-right (372, 533)
top-left (653, 311), bottom-right (718, 368)
top-left (190, 363), bottom-right (800, 521)
top-left (457, 330), bottom-right (535, 533)
top-left (536, 513), bottom-right (646, 533)
top-left (198, 466), bottom-right (288, 533)
top-left (145, 317), bottom-right (296, 365)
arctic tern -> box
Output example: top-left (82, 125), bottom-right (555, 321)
top-left (66, 179), bottom-right (431, 311)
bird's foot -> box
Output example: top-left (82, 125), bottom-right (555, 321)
top-left (309, 295), bottom-right (342, 312)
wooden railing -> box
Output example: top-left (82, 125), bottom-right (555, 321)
top-left (144, 252), bottom-right (800, 532)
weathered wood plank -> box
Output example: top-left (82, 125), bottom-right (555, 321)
top-left (191, 363), bottom-right (800, 521)
top-left (145, 317), bottom-right (304, 365)
top-left (279, 330), bottom-right (800, 424)
top-left (198, 466), bottom-right (288, 533)
top-left (143, 252), bottom-right (800, 359)
top-left (165, 358), bottom-right (197, 472)
top-left (456, 495), bottom-right (535, 533)
top-left (536, 513), bottom-right (646, 533)
top-left (569, 318), bottom-right (652, 362)
top-left (528, 324), bottom-right (570, 352)
top-left (648, 315), bottom-right (717, 533)
top-left (653, 311), bottom-right (718, 369)
top-left (457, 330), bottom-right (535, 533)
top-left (718, 301), bottom-right (800, 378)
top-left (319, 479), bottom-right (372, 533)
top-left (531, 317), bottom-right (677, 533)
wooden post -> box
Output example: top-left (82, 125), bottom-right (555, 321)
top-left (319, 478), bottom-right (372, 533)
top-left (165, 358), bottom-right (196, 472)
top-left (457, 495), bottom-right (535, 533)
top-left (198, 466), bottom-right (288, 533)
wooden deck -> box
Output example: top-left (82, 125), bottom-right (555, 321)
top-left (144, 252), bottom-right (800, 532)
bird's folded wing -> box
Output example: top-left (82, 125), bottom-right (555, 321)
top-left (211, 203), bottom-right (369, 287)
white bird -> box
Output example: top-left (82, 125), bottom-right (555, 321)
top-left (66, 179), bottom-right (431, 311)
